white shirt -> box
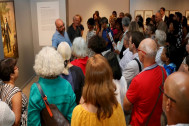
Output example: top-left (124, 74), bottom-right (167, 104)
top-left (86, 29), bottom-right (96, 43)
top-left (119, 48), bottom-right (133, 71)
top-left (113, 76), bottom-right (127, 109)
top-left (156, 46), bottom-right (164, 66)
top-left (162, 15), bottom-right (165, 21)
top-left (122, 53), bottom-right (143, 87)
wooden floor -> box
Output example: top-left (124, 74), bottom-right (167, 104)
top-left (22, 76), bottom-right (39, 98)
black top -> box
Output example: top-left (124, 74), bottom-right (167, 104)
top-left (60, 66), bottom-right (84, 104)
top-left (67, 24), bottom-right (81, 43)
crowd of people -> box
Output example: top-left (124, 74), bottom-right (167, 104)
top-left (0, 7), bottom-right (189, 126)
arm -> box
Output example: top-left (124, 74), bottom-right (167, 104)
top-left (11, 92), bottom-right (22, 126)
top-left (123, 95), bottom-right (132, 111)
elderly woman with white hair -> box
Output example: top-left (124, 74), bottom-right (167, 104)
top-left (155, 29), bottom-right (166, 66)
top-left (71, 37), bottom-right (88, 75)
top-left (28, 46), bottom-right (76, 125)
top-left (57, 42), bottom-right (84, 104)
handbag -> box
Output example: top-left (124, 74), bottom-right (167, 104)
top-left (36, 82), bottom-right (70, 126)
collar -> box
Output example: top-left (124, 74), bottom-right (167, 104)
top-left (142, 63), bottom-right (158, 72)
top-left (132, 53), bottom-right (138, 59)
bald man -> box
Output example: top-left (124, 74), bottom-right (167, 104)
top-left (52, 19), bottom-right (72, 49)
top-left (163, 72), bottom-right (189, 125)
top-left (123, 38), bottom-right (167, 126)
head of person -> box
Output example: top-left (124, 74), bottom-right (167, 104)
top-left (72, 37), bottom-right (88, 58)
top-left (135, 15), bottom-right (143, 24)
top-left (128, 21), bottom-right (140, 32)
top-left (87, 18), bottom-right (95, 30)
top-left (73, 14), bottom-right (80, 27)
top-left (162, 72), bottom-right (189, 124)
top-left (124, 13), bottom-right (132, 21)
top-left (82, 54), bottom-right (118, 120)
top-left (123, 32), bottom-right (131, 48)
top-left (160, 7), bottom-right (165, 16)
top-left (119, 12), bottom-right (124, 18)
top-left (129, 31), bottom-right (145, 52)
top-left (100, 17), bottom-right (108, 29)
top-left (122, 17), bottom-right (131, 31)
top-left (182, 16), bottom-right (187, 27)
top-left (145, 24), bottom-right (155, 37)
top-left (57, 42), bottom-right (72, 75)
top-left (93, 11), bottom-right (100, 20)
top-left (88, 35), bottom-right (106, 54)
top-left (112, 11), bottom-right (117, 18)
top-left (161, 45), bottom-right (177, 65)
top-left (109, 15), bottom-right (117, 28)
top-left (138, 38), bottom-right (157, 64)
top-left (115, 18), bottom-right (123, 31)
top-left (104, 52), bottom-right (122, 80)
top-left (155, 30), bottom-right (166, 47)
top-left (175, 12), bottom-right (182, 22)
top-left (0, 58), bottom-right (18, 82)
top-left (4, 17), bottom-right (7, 22)
top-left (33, 46), bottom-right (64, 78)
top-left (146, 17), bottom-right (152, 25)
top-left (55, 19), bottom-right (65, 34)
top-left (155, 12), bottom-right (162, 23)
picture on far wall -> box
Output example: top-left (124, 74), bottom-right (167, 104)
top-left (144, 10), bottom-right (153, 23)
top-left (165, 10), bottom-right (170, 17)
top-left (135, 10), bottom-right (144, 19)
top-left (170, 10), bottom-right (178, 15)
top-left (186, 11), bottom-right (189, 25)
top-left (0, 1), bottom-right (18, 58)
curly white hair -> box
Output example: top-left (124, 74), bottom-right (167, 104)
top-left (33, 46), bottom-right (64, 77)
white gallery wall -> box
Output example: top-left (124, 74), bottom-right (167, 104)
top-left (130, 0), bottom-right (189, 21)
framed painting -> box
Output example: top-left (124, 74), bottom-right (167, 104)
top-left (144, 10), bottom-right (153, 22)
top-left (169, 10), bottom-right (178, 15)
top-left (135, 10), bottom-right (144, 19)
top-left (0, 1), bottom-right (18, 58)
top-left (165, 10), bottom-right (170, 17)
top-left (186, 11), bottom-right (189, 25)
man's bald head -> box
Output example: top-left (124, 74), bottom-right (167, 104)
top-left (55, 19), bottom-right (65, 34)
top-left (163, 72), bottom-right (189, 123)
top-left (139, 38), bottom-right (157, 58)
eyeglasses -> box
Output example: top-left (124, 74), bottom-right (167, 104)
top-left (159, 86), bottom-right (176, 103)
top-left (57, 25), bottom-right (64, 29)
top-left (137, 49), bottom-right (146, 55)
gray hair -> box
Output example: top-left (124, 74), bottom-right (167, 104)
top-left (72, 37), bottom-right (88, 58)
top-left (155, 30), bottom-right (166, 46)
top-left (122, 17), bottom-right (130, 27)
top-left (33, 46), bottom-right (64, 78)
top-left (57, 42), bottom-right (72, 75)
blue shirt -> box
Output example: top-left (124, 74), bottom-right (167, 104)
top-left (52, 30), bottom-right (72, 48)
top-left (102, 28), bottom-right (113, 50)
top-left (163, 63), bottom-right (176, 76)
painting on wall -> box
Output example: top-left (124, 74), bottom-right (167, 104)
top-left (0, 1), bottom-right (18, 58)
top-left (144, 10), bottom-right (153, 23)
top-left (169, 10), bottom-right (178, 15)
top-left (135, 10), bottom-right (144, 19)
top-left (186, 11), bottom-right (189, 25)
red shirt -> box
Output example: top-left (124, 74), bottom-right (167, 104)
top-left (71, 56), bottom-right (88, 75)
top-left (126, 65), bottom-right (167, 126)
